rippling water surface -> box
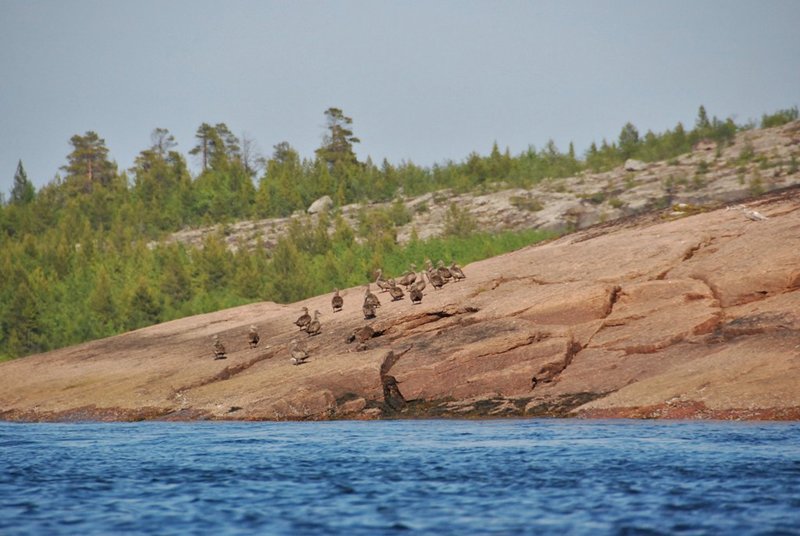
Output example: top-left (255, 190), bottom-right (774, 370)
top-left (1, 419), bottom-right (799, 535)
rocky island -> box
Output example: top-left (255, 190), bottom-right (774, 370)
top-left (1, 184), bottom-right (798, 422)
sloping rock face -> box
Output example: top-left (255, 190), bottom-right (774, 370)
top-left (2, 188), bottom-right (799, 422)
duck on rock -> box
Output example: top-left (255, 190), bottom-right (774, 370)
top-left (305, 310), bottom-right (322, 336)
top-left (449, 261), bottom-right (466, 282)
top-left (398, 264), bottom-right (417, 289)
top-left (364, 284), bottom-right (381, 309)
top-left (288, 339), bottom-right (309, 365)
top-left (437, 260), bottom-right (453, 282)
top-left (375, 269), bottom-right (393, 293)
top-left (294, 307), bottom-right (311, 330)
top-left (388, 280), bottom-right (405, 301)
top-left (410, 285), bottom-right (423, 305)
top-left (331, 288), bottom-right (344, 313)
top-left (247, 325), bottom-right (260, 348)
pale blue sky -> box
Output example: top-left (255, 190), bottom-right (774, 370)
top-left (1, 0), bottom-right (798, 194)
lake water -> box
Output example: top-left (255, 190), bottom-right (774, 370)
top-left (1, 419), bottom-right (799, 535)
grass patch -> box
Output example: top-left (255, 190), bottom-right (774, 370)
top-left (509, 195), bottom-right (544, 212)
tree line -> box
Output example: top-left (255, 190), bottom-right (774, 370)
top-left (0, 105), bottom-right (796, 359)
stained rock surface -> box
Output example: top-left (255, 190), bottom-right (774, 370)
top-left (1, 188), bottom-right (799, 422)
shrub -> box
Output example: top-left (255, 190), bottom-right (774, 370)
top-left (738, 141), bottom-right (755, 163)
top-left (761, 107), bottom-right (799, 128)
top-left (388, 198), bottom-right (412, 226)
top-left (443, 203), bottom-right (477, 237)
top-left (581, 191), bottom-right (607, 205)
top-left (749, 174), bottom-right (765, 196)
top-left (509, 195), bottom-right (543, 212)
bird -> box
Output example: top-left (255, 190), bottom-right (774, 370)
top-left (288, 339), bottom-right (309, 365)
top-left (427, 269), bottom-right (445, 290)
top-left (437, 260), bottom-right (453, 282)
top-left (374, 269), bottom-right (393, 293)
top-left (346, 325), bottom-right (375, 351)
top-left (388, 280), bottom-right (405, 301)
top-left (398, 264), bottom-right (417, 289)
top-left (212, 335), bottom-right (227, 360)
top-left (294, 306), bottom-right (311, 330)
top-left (331, 288), bottom-right (344, 313)
top-left (449, 262), bottom-right (466, 282)
top-left (409, 285), bottom-right (423, 305)
top-left (305, 310), bottom-right (322, 336)
top-left (364, 284), bottom-right (381, 309)
top-left (363, 301), bottom-right (377, 319)
top-left (413, 272), bottom-right (426, 292)
top-left (247, 325), bottom-right (260, 348)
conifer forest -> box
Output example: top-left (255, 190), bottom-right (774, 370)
top-left (1, 106), bottom-right (797, 359)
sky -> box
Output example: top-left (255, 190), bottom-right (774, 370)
top-left (1, 0), bottom-right (799, 194)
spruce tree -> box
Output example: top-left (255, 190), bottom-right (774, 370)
top-left (10, 160), bottom-right (35, 205)
top-left (618, 122), bottom-right (640, 159)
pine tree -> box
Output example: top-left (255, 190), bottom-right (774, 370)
top-left (10, 160), bottom-right (35, 205)
top-left (61, 131), bottom-right (118, 193)
top-left (189, 123), bottom-right (242, 172)
top-left (189, 123), bottom-right (216, 172)
top-left (315, 108), bottom-right (360, 170)
top-left (131, 128), bottom-right (193, 232)
top-left (127, 277), bottom-right (162, 330)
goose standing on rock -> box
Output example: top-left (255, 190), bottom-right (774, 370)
top-left (331, 288), bottom-right (344, 313)
top-left (427, 269), bottom-right (445, 290)
top-left (294, 307), bottom-right (311, 330)
top-left (289, 339), bottom-right (309, 365)
top-left (413, 272), bottom-right (426, 293)
top-left (409, 285), bottom-right (423, 305)
top-left (375, 269), bottom-right (393, 293)
top-left (398, 264), bottom-right (417, 289)
top-left (364, 284), bottom-right (381, 309)
top-left (347, 325), bottom-right (375, 351)
top-left (388, 280), bottom-right (405, 301)
top-left (247, 325), bottom-right (260, 348)
top-left (362, 301), bottom-right (377, 319)
top-left (449, 262), bottom-right (466, 282)
top-left (437, 260), bottom-right (453, 282)
top-left (212, 335), bottom-right (227, 360)
top-left (305, 310), bottom-right (322, 336)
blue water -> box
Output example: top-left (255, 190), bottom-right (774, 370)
top-left (1, 420), bottom-right (799, 535)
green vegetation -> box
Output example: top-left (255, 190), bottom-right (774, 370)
top-left (0, 104), bottom-right (795, 359)
top-left (761, 107), bottom-right (799, 128)
top-left (443, 203), bottom-right (478, 237)
top-left (510, 194), bottom-right (544, 212)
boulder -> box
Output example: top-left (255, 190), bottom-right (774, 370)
top-left (624, 159), bottom-right (647, 172)
top-left (307, 195), bottom-right (333, 214)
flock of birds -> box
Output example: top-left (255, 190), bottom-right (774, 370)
top-left (211, 258), bottom-right (466, 366)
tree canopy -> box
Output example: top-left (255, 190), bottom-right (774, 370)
top-left (1, 104), bottom-right (791, 360)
